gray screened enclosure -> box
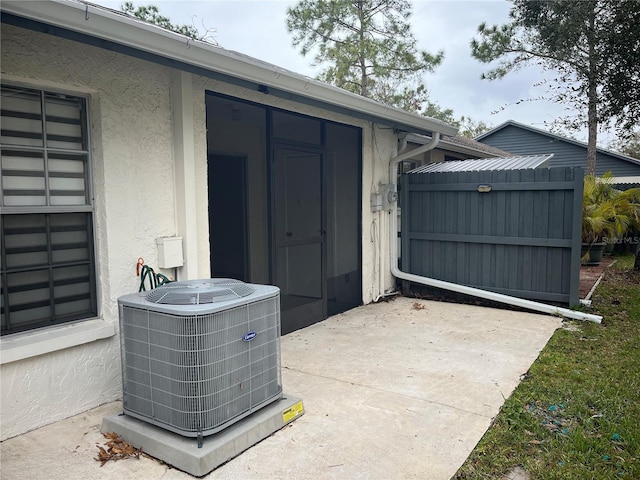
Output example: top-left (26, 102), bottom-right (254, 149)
top-left (400, 165), bottom-right (584, 306)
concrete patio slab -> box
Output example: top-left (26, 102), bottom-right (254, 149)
top-left (101, 395), bottom-right (304, 477)
top-left (0, 297), bottom-right (561, 480)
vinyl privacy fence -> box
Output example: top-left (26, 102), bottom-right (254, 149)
top-left (400, 167), bottom-right (584, 306)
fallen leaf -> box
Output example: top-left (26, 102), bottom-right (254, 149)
top-left (95, 432), bottom-right (142, 466)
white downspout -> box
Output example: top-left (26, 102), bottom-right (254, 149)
top-left (387, 133), bottom-right (603, 324)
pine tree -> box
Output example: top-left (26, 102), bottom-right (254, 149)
top-left (286, 0), bottom-right (443, 111)
top-left (471, 0), bottom-right (640, 175)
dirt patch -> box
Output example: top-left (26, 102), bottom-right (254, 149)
top-left (579, 256), bottom-right (616, 299)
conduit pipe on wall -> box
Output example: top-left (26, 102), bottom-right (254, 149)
top-left (373, 133), bottom-right (412, 303)
top-left (387, 133), bottom-right (603, 324)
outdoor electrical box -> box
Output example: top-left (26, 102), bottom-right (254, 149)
top-left (380, 183), bottom-right (398, 212)
top-left (371, 184), bottom-right (398, 213)
top-left (156, 236), bottom-right (184, 268)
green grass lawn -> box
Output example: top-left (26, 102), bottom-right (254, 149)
top-left (455, 254), bottom-right (640, 479)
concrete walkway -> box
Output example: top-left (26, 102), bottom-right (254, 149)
top-left (0, 297), bottom-right (561, 480)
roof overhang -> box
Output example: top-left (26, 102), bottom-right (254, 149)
top-left (0, 0), bottom-right (458, 138)
top-left (406, 133), bottom-right (509, 158)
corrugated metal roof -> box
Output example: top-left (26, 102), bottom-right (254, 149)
top-left (610, 176), bottom-right (640, 185)
top-left (408, 154), bottom-right (553, 173)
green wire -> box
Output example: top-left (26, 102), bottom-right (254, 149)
top-left (156, 273), bottom-right (172, 286)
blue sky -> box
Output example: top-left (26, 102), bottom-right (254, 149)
top-left (93, 0), bottom-right (611, 145)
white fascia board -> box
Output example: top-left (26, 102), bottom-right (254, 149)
top-left (1, 0), bottom-right (458, 137)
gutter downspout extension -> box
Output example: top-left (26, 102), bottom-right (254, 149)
top-left (388, 133), bottom-right (603, 324)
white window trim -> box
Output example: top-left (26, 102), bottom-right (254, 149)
top-left (0, 318), bottom-right (115, 364)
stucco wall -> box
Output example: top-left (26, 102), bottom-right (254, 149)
top-left (0, 23), bottom-right (398, 439)
top-left (0, 24), bottom-right (180, 440)
top-left (362, 124), bottom-right (398, 300)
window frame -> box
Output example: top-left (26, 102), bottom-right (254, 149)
top-left (1, 83), bottom-right (98, 336)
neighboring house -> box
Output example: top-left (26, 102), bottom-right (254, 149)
top-left (476, 120), bottom-right (640, 177)
top-left (0, 0), bottom-right (457, 439)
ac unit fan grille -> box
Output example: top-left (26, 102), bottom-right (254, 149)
top-left (145, 278), bottom-right (255, 305)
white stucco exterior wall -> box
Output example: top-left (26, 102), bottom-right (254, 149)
top-left (1, 24), bottom-right (181, 440)
top-left (0, 22), bottom-right (398, 439)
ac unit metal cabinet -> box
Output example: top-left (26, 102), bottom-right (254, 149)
top-left (117, 279), bottom-right (282, 437)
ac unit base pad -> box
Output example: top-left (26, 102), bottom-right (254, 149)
top-left (101, 395), bottom-right (304, 477)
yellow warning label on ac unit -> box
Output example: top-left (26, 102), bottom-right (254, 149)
top-left (282, 400), bottom-right (304, 423)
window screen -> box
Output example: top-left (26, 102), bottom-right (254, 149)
top-left (1, 84), bottom-right (97, 335)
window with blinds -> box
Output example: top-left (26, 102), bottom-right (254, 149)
top-left (1, 84), bottom-right (97, 335)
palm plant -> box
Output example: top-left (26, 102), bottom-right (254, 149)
top-left (582, 173), bottom-right (640, 264)
top-left (583, 174), bottom-right (617, 244)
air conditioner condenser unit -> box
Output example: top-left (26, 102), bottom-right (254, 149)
top-left (117, 279), bottom-right (282, 438)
